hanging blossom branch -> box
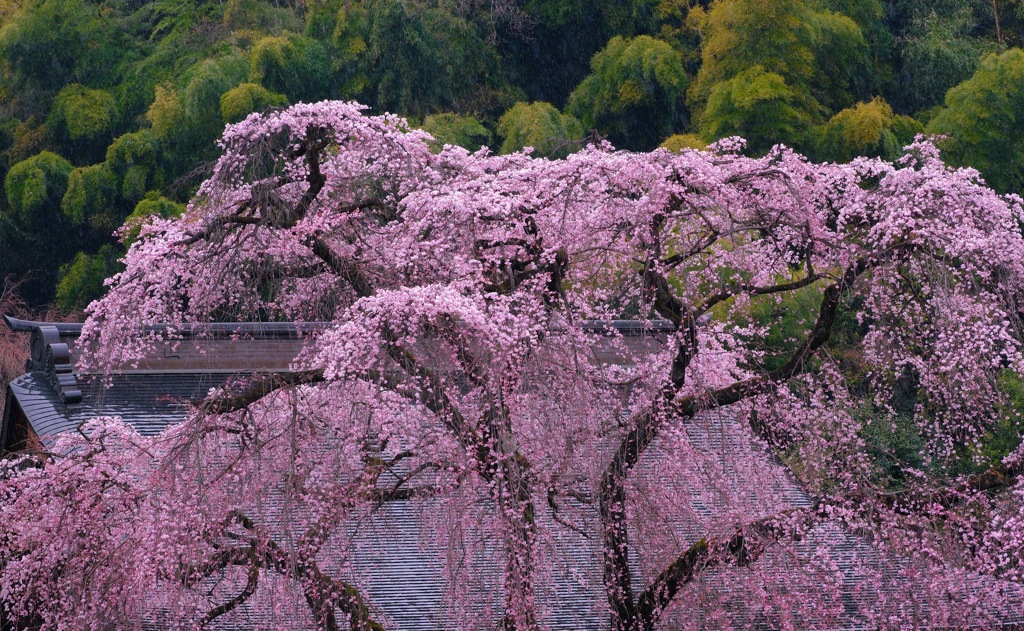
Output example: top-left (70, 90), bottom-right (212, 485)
top-left (11, 103), bottom-right (1024, 631)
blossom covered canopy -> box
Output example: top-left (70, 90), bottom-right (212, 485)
top-left (4, 101), bottom-right (1024, 630)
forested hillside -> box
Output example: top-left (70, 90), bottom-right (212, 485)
top-left (1, 0), bottom-right (1022, 309)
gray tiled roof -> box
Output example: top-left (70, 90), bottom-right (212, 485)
top-left (7, 371), bottom-right (234, 447)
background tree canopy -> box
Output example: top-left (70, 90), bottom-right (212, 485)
top-left (0, 0), bottom-right (1022, 307)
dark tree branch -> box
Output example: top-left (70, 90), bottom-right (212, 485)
top-left (696, 272), bottom-right (822, 316)
top-left (635, 506), bottom-right (821, 630)
top-left (600, 256), bottom-right (872, 630)
top-left (198, 370), bottom-right (326, 413)
top-left (197, 548), bottom-right (260, 628)
top-left (186, 510), bottom-right (384, 631)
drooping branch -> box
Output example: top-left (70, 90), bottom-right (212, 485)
top-left (176, 127), bottom-right (383, 249)
top-left (177, 213), bottom-right (262, 246)
top-left (197, 548), bottom-right (260, 629)
top-left (186, 511), bottom-right (384, 631)
top-left (696, 272), bottom-right (822, 316)
top-left (304, 237), bottom-right (543, 628)
top-left (291, 127), bottom-right (328, 222)
top-left (599, 257), bottom-right (872, 630)
top-left (199, 370), bottom-right (326, 413)
top-left (310, 238), bottom-right (375, 299)
top-left (600, 219), bottom-right (703, 629)
top-left (634, 506), bottom-right (821, 630)
top-left (661, 229), bottom-right (720, 268)
top-left (961, 460), bottom-right (1024, 495)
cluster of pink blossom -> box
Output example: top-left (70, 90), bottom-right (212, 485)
top-left (4, 101), bottom-right (1024, 629)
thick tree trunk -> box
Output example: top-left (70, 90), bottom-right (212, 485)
top-left (500, 454), bottom-right (539, 630)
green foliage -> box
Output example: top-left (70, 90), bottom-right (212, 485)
top-left (331, 2), bottom-right (372, 97)
top-left (815, 97), bottom-right (913, 162)
top-left (182, 52), bottom-right (250, 128)
top-left (122, 193), bottom-right (184, 244)
top-left (0, 0), bottom-right (123, 91)
top-left (859, 410), bottom-right (926, 488)
top-left (421, 113), bottom-right (492, 152)
top-left (224, 0), bottom-right (302, 32)
top-left (49, 85), bottom-right (119, 144)
top-left (113, 1), bottom-right (231, 119)
top-left (105, 130), bottom-right (160, 204)
top-left (896, 10), bottom-right (999, 113)
top-left (55, 244), bottom-right (121, 313)
top-left (808, 10), bottom-right (873, 111)
top-left (566, 35), bottom-right (689, 150)
top-left (4, 151), bottom-right (73, 229)
top-left (890, 113), bottom-right (926, 145)
top-left (3, 116), bottom-right (48, 167)
top-left (820, 0), bottom-right (893, 89)
top-left (146, 83), bottom-right (185, 143)
top-left (61, 164), bottom-right (118, 232)
top-left (653, 0), bottom-right (703, 58)
top-left (220, 82), bottom-right (288, 124)
top-left (506, 0), bottom-right (660, 106)
top-left (249, 32), bottom-right (330, 103)
top-left (690, 0), bottom-right (820, 108)
top-left (47, 84), bottom-right (119, 163)
top-left (689, 0), bottom-right (871, 141)
top-left (739, 281), bottom-right (823, 372)
top-left (700, 65), bottom-right (819, 154)
top-left (660, 133), bottom-right (706, 152)
top-left (361, 0), bottom-right (507, 117)
top-left (304, 0), bottom-right (343, 43)
top-left (147, 52), bottom-right (250, 171)
top-left (497, 102), bottom-right (583, 158)
top-left (981, 371), bottom-right (1024, 466)
top-left (927, 48), bottom-right (1024, 193)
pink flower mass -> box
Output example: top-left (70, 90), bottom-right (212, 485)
top-left (3, 100), bottom-right (1024, 629)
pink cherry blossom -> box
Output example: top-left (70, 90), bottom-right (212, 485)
top-left (4, 104), bottom-right (1024, 630)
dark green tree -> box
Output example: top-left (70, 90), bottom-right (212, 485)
top-left (54, 244), bottom-right (121, 313)
top-left (497, 101), bottom-right (583, 158)
top-left (361, 0), bottom-right (508, 117)
top-left (815, 97), bottom-right (923, 163)
top-left (146, 52), bottom-right (249, 175)
top-left (220, 83), bottom-right (288, 124)
top-left (820, 0), bottom-right (893, 89)
top-left (329, 2), bottom-right (373, 98)
top-left (498, 0), bottom-right (660, 106)
top-left (122, 192), bottom-right (184, 244)
top-left (249, 32), bottom-right (330, 103)
top-left (105, 130), bottom-right (162, 207)
top-left (224, 0), bottom-right (303, 32)
top-left (659, 132), bottom-right (707, 152)
top-left (566, 35), bottom-right (688, 150)
top-left (699, 65), bottom-right (819, 154)
top-left (4, 151), bottom-right (73, 231)
top-left (1, 151), bottom-right (74, 303)
top-left (894, 8), bottom-right (999, 113)
top-left (47, 84), bottom-right (119, 164)
top-left (0, 0), bottom-right (124, 93)
top-left (689, 0), bottom-right (869, 135)
top-left (61, 163), bottom-right (119, 237)
top-left (927, 48), bottom-right (1024, 193)
top-left (421, 113), bottom-right (492, 152)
